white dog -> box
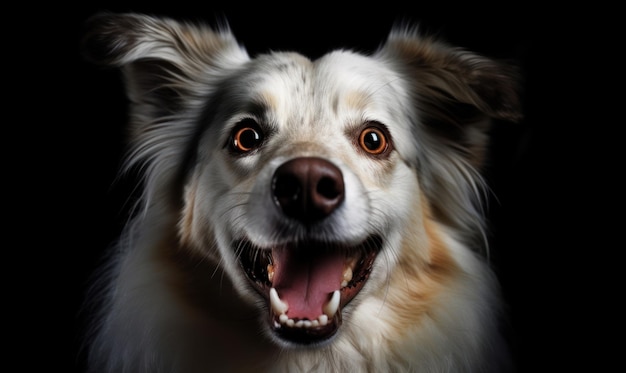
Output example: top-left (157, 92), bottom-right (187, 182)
top-left (82, 12), bottom-right (521, 372)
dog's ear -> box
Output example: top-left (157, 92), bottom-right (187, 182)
top-left (81, 13), bottom-right (249, 205)
top-left (375, 29), bottom-right (523, 246)
top-left (375, 29), bottom-right (522, 167)
top-left (81, 12), bottom-right (248, 124)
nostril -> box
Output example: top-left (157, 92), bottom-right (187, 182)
top-left (273, 174), bottom-right (301, 202)
top-left (317, 177), bottom-right (341, 200)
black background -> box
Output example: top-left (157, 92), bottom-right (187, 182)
top-left (14, 3), bottom-right (613, 372)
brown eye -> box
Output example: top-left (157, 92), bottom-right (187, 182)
top-left (359, 127), bottom-right (388, 155)
top-left (230, 119), bottom-right (263, 153)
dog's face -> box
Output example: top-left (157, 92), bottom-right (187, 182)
top-left (83, 13), bottom-right (520, 349)
top-left (183, 51), bottom-right (421, 345)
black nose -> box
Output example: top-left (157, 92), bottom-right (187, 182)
top-left (272, 157), bottom-right (345, 223)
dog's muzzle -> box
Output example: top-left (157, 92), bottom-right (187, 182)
top-left (236, 157), bottom-right (382, 345)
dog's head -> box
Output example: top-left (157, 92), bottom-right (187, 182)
top-left (83, 13), bottom-right (521, 347)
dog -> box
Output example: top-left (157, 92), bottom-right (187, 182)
top-left (81, 12), bottom-right (522, 372)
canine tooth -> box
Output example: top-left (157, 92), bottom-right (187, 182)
top-left (269, 288), bottom-right (288, 315)
top-left (323, 290), bottom-right (340, 317)
top-left (267, 264), bottom-right (274, 282)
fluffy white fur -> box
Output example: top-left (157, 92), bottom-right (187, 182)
top-left (82, 13), bottom-right (521, 372)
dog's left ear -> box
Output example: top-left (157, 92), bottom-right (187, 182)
top-left (375, 29), bottom-right (523, 166)
top-left (376, 29), bottom-right (523, 242)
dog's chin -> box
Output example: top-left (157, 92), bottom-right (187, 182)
top-left (235, 234), bottom-right (382, 346)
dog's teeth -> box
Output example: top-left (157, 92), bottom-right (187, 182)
top-left (340, 256), bottom-right (358, 288)
top-left (318, 314), bottom-right (328, 326)
top-left (270, 288), bottom-right (288, 315)
top-left (273, 290), bottom-right (339, 329)
top-left (323, 290), bottom-right (340, 317)
top-left (341, 266), bottom-right (353, 288)
top-left (277, 311), bottom-right (332, 329)
top-left (346, 256), bottom-right (358, 269)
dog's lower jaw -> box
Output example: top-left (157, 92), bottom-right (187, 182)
top-left (236, 235), bottom-right (382, 346)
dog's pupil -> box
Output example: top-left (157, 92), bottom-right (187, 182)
top-left (239, 128), bottom-right (260, 149)
top-left (364, 131), bottom-right (380, 150)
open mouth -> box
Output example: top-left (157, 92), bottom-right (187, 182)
top-left (236, 235), bottom-right (382, 345)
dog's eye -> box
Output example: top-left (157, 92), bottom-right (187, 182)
top-left (359, 127), bottom-right (388, 155)
top-left (230, 119), bottom-right (264, 153)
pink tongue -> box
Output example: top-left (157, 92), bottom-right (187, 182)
top-left (272, 247), bottom-right (344, 320)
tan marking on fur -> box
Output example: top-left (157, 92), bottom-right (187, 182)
top-left (343, 90), bottom-right (371, 112)
top-left (258, 90), bottom-right (279, 112)
top-left (178, 180), bottom-right (197, 249)
top-left (386, 36), bottom-right (487, 107)
top-left (384, 192), bottom-right (460, 336)
top-left (177, 26), bottom-right (233, 58)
